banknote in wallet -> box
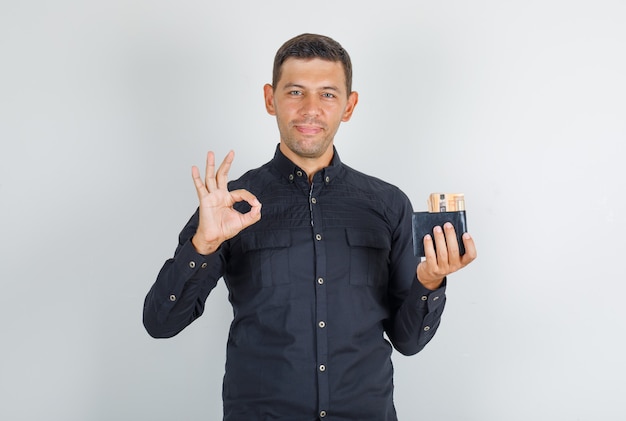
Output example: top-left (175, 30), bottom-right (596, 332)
top-left (427, 193), bottom-right (465, 212)
top-left (413, 193), bottom-right (467, 257)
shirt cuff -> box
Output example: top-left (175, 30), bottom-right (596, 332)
top-left (158, 239), bottom-right (222, 309)
top-left (412, 277), bottom-right (447, 312)
top-left (173, 238), bottom-right (215, 275)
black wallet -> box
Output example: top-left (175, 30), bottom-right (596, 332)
top-left (412, 211), bottom-right (467, 257)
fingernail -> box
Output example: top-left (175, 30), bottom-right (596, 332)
top-left (463, 232), bottom-right (471, 239)
top-left (424, 234), bottom-right (432, 241)
top-left (433, 226), bottom-right (442, 233)
top-left (444, 222), bottom-right (453, 229)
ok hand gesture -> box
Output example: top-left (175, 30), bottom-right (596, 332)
top-left (191, 151), bottom-right (262, 255)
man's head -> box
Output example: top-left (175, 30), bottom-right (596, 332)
top-left (264, 34), bottom-right (358, 176)
top-left (272, 33), bottom-right (353, 96)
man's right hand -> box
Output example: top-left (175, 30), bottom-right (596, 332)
top-left (190, 150), bottom-right (262, 255)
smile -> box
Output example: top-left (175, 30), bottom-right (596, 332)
top-left (295, 125), bottom-right (323, 134)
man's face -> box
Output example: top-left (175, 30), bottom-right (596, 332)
top-left (264, 58), bottom-right (358, 163)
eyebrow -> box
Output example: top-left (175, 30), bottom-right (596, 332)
top-left (282, 83), bottom-right (342, 93)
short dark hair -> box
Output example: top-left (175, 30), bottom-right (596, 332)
top-left (272, 33), bottom-right (353, 95)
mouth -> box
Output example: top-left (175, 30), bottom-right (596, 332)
top-left (292, 120), bottom-right (326, 135)
top-left (295, 125), bottom-right (323, 135)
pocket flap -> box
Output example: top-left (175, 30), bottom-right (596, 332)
top-left (346, 228), bottom-right (390, 250)
top-left (241, 230), bottom-right (292, 252)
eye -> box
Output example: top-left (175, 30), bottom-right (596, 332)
top-left (322, 92), bottom-right (336, 98)
top-left (289, 90), bottom-right (303, 96)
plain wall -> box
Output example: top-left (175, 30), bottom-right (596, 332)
top-left (1, 1), bottom-right (625, 420)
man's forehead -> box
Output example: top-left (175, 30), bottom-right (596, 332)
top-left (278, 58), bottom-right (346, 84)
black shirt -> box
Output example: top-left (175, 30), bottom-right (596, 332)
top-left (144, 146), bottom-right (446, 421)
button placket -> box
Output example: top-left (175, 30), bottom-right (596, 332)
top-left (310, 176), bottom-right (329, 416)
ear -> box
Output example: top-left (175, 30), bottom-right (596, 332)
top-left (341, 91), bottom-right (359, 122)
top-left (263, 84), bottom-right (276, 116)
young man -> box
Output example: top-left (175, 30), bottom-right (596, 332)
top-left (144, 33), bottom-right (476, 421)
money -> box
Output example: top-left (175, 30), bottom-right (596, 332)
top-left (428, 193), bottom-right (465, 212)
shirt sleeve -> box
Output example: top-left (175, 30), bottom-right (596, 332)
top-left (383, 191), bottom-right (448, 356)
top-left (385, 276), bottom-right (447, 356)
top-left (143, 210), bottom-right (226, 338)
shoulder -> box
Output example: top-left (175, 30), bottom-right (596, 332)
top-left (338, 164), bottom-right (414, 228)
top-left (227, 160), bottom-right (276, 191)
top-left (341, 163), bottom-right (410, 204)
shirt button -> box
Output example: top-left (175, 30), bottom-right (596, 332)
top-left (433, 296), bottom-right (440, 301)
top-left (169, 294), bottom-right (176, 302)
top-left (318, 321), bottom-right (326, 328)
top-left (423, 326), bottom-right (431, 331)
top-left (325, 176), bottom-right (330, 183)
top-left (315, 234), bottom-right (322, 241)
top-left (319, 364), bottom-right (326, 372)
top-left (289, 174), bottom-right (294, 181)
top-left (311, 197), bottom-right (317, 204)
top-left (296, 170), bottom-right (303, 177)
top-left (320, 410), bottom-right (327, 418)
top-left (421, 295), bottom-right (428, 301)
top-left (317, 278), bottom-right (324, 285)
top-left (189, 261), bottom-right (196, 268)
top-left (201, 262), bottom-right (208, 269)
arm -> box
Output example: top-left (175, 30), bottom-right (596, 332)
top-left (384, 193), bottom-right (477, 355)
top-left (143, 151), bottom-right (262, 338)
top-left (143, 212), bottom-right (225, 338)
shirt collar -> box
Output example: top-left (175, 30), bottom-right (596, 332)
top-left (271, 144), bottom-right (343, 185)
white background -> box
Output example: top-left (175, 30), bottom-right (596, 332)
top-left (1, 1), bottom-right (625, 420)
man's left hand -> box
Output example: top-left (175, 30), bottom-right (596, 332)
top-left (417, 222), bottom-right (477, 290)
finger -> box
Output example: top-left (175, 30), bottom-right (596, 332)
top-left (241, 203), bottom-right (262, 227)
top-left (417, 239), bottom-right (445, 289)
top-left (230, 189), bottom-right (262, 226)
top-left (443, 222), bottom-right (461, 263)
top-left (460, 232), bottom-right (477, 265)
top-left (422, 234), bottom-right (437, 267)
top-left (229, 189), bottom-right (261, 209)
top-left (432, 225), bottom-right (449, 268)
top-left (191, 165), bottom-right (207, 198)
top-left (205, 151), bottom-right (217, 192)
top-left (216, 150), bottom-right (235, 190)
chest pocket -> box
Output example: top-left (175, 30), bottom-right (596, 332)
top-left (346, 228), bottom-right (391, 287)
top-left (240, 230), bottom-right (292, 288)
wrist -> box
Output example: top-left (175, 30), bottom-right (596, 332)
top-left (417, 263), bottom-right (444, 290)
top-left (191, 233), bottom-right (221, 255)
top-left (419, 277), bottom-right (444, 291)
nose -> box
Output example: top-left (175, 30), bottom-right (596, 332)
top-left (300, 94), bottom-right (321, 118)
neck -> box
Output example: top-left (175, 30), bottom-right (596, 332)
top-left (279, 143), bottom-right (333, 182)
